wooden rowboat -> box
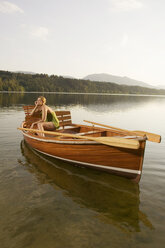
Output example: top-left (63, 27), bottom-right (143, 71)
top-left (18, 106), bottom-right (161, 183)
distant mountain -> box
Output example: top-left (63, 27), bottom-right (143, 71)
top-left (62, 75), bottom-right (75, 79)
top-left (156, 85), bottom-right (165, 90)
top-left (14, 71), bottom-right (36, 75)
top-left (83, 73), bottom-right (154, 88)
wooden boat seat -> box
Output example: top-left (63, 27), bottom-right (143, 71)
top-left (53, 131), bottom-right (103, 140)
top-left (55, 110), bottom-right (73, 129)
top-left (23, 105), bottom-right (35, 116)
top-left (75, 130), bottom-right (103, 136)
top-left (23, 106), bottom-right (76, 129)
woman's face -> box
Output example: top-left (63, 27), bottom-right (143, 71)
top-left (36, 98), bottom-right (43, 106)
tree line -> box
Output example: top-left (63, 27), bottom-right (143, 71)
top-left (0, 70), bottom-right (165, 95)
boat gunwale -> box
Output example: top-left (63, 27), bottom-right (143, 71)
top-left (21, 128), bottom-right (146, 145)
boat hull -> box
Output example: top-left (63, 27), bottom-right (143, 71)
top-left (23, 132), bottom-right (146, 183)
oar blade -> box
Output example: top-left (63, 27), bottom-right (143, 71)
top-left (96, 137), bottom-right (140, 150)
top-left (134, 131), bottom-right (161, 143)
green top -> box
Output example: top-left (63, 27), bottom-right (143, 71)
top-left (46, 112), bottom-right (59, 129)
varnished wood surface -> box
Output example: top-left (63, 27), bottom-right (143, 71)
top-left (19, 127), bottom-right (140, 150)
top-left (23, 133), bottom-right (146, 181)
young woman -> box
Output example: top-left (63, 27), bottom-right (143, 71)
top-left (30, 96), bottom-right (59, 136)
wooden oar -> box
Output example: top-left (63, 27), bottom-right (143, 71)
top-left (18, 127), bottom-right (140, 150)
top-left (84, 120), bottom-right (161, 143)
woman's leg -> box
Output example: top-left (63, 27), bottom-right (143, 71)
top-left (42, 122), bottom-right (55, 130)
top-left (37, 122), bottom-right (55, 137)
top-left (37, 122), bottom-right (45, 137)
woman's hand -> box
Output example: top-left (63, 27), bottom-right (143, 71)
top-left (30, 122), bottom-right (36, 129)
top-left (30, 100), bottom-right (38, 116)
top-left (30, 123), bottom-right (34, 129)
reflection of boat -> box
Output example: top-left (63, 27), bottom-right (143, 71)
top-left (20, 140), bottom-right (153, 233)
top-left (19, 107), bottom-right (147, 182)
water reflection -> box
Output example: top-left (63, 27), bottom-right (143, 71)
top-left (1, 92), bottom-right (165, 113)
top-left (19, 140), bottom-right (153, 233)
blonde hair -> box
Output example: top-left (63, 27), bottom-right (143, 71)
top-left (39, 96), bottom-right (46, 104)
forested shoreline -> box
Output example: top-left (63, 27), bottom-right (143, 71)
top-left (0, 70), bottom-right (165, 95)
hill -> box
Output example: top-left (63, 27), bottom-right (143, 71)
top-left (0, 70), bottom-right (165, 95)
top-left (83, 73), bottom-right (153, 88)
top-left (14, 71), bottom-right (36, 75)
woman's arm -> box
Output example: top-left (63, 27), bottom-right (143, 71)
top-left (30, 105), bottom-right (47, 128)
top-left (30, 102), bottom-right (38, 116)
top-left (41, 105), bottom-right (47, 122)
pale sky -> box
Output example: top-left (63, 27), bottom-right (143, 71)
top-left (0, 0), bottom-right (164, 85)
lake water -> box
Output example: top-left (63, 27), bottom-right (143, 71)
top-left (0, 92), bottom-right (165, 248)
